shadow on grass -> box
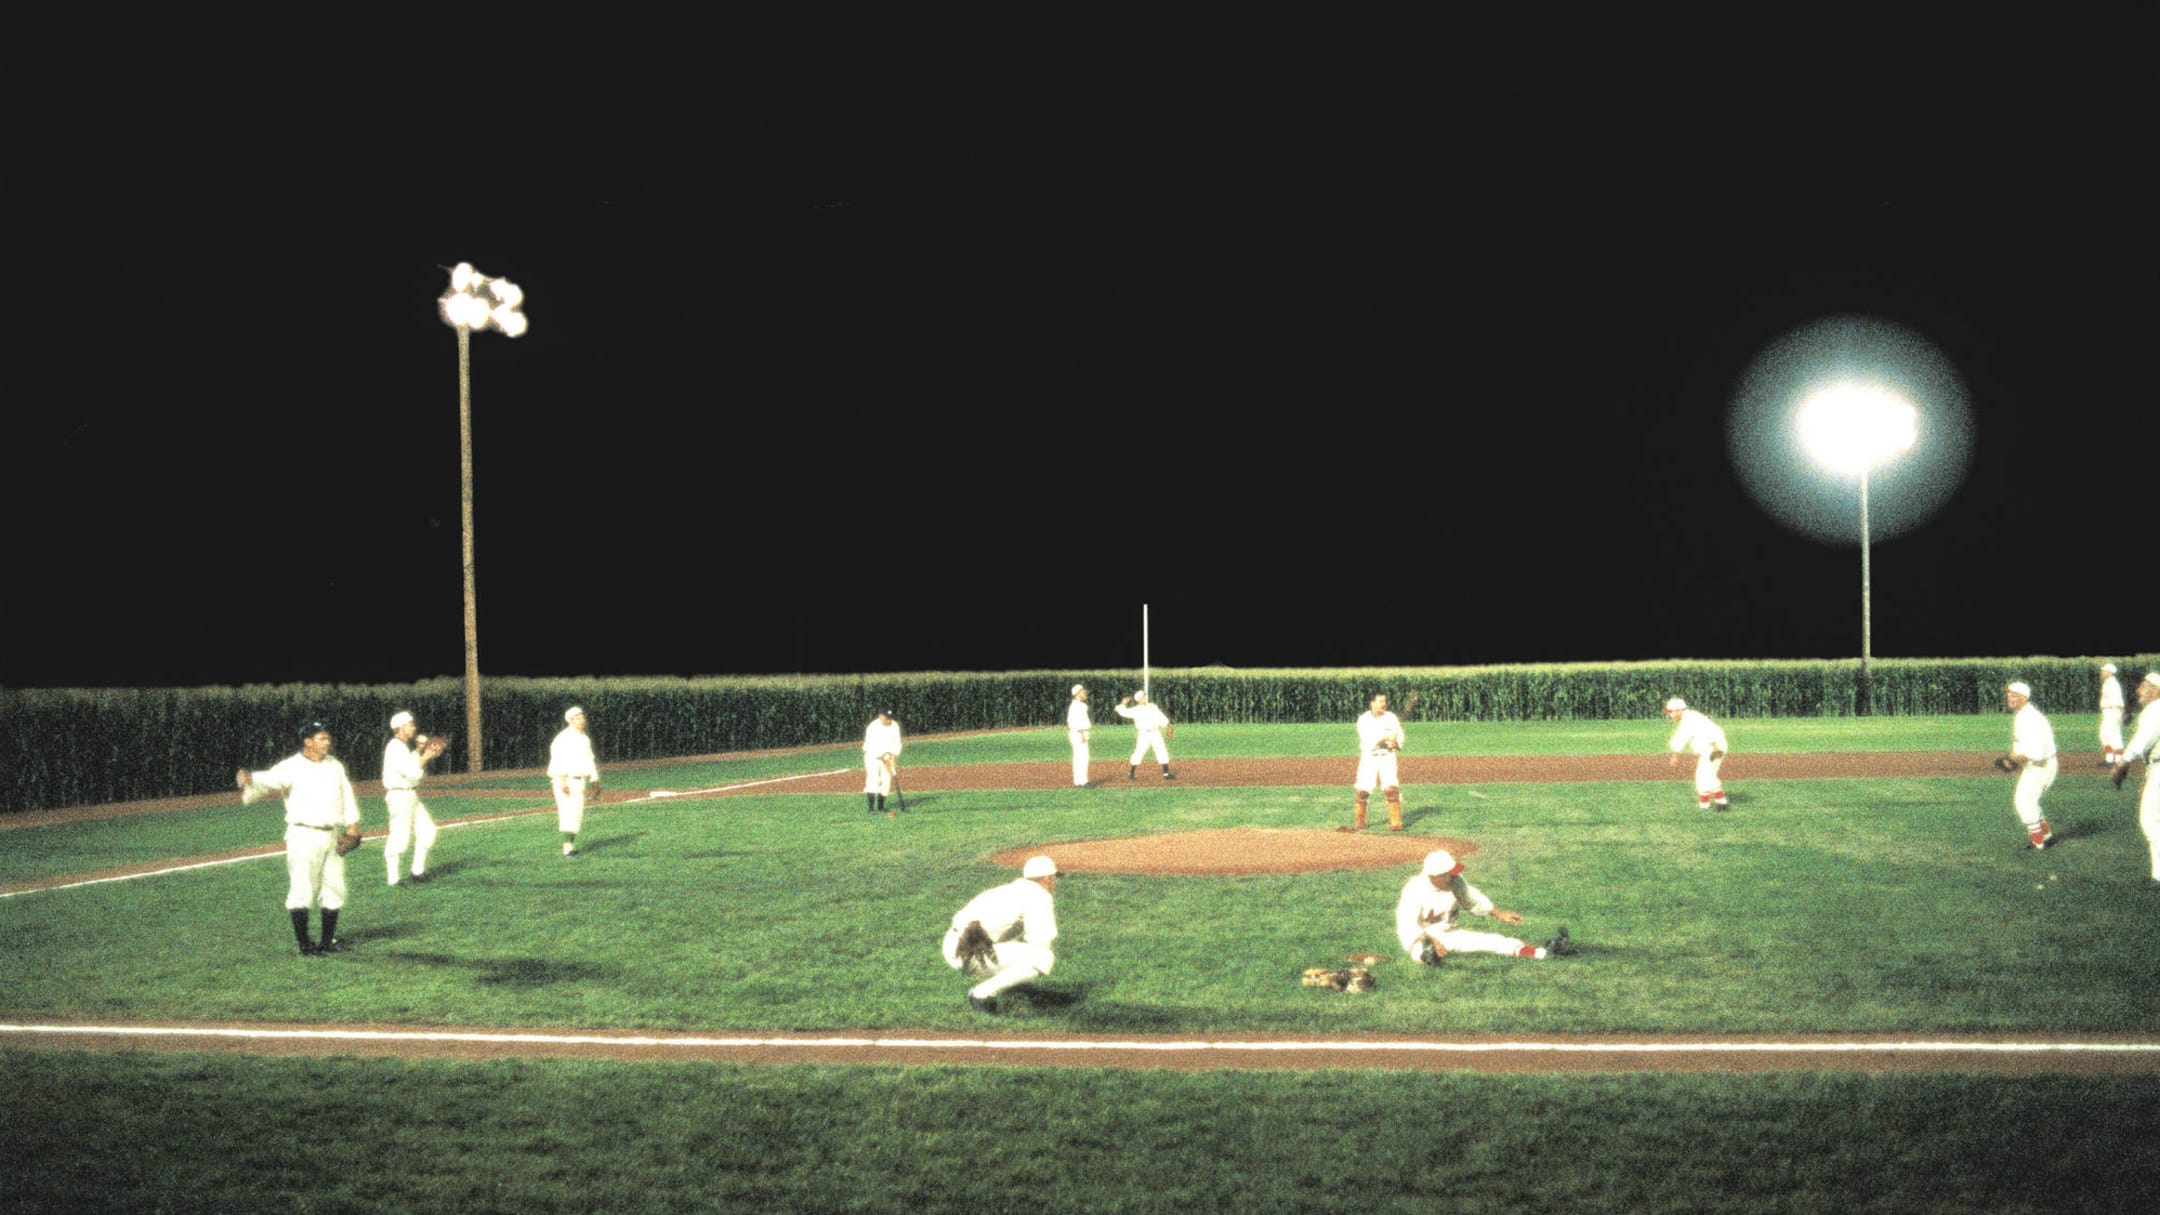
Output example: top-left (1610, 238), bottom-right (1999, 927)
top-left (387, 950), bottom-right (618, 989)
top-left (568, 832), bottom-right (645, 855)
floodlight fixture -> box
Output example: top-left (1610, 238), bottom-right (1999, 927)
top-left (1795, 381), bottom-right (1918, 717)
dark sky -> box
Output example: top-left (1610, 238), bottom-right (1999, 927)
top-left (4, 90), bottom-right (2148, 687)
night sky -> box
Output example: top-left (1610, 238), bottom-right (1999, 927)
top-left (5, 90), bottom-right (2148, 688)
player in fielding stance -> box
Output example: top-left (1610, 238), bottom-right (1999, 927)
top-left (1397, 849), bottom-right (1570, 963)
top-left (1348, 693), bottom-right (1406, 832)
top-left (2004, 681), bottom-right (2059, 850)
top-left (2109, 672), bottom-right (2160, 888)
top-left (1664, 697), bottom-right (1730, 811)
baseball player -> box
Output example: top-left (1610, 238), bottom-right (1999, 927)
top-left (1663, 697), bottom-right (1731, 810)
top-left (548, 706), bottom-right (600, 857)
top-left (1067, 684), bottom-right (1092, 788)
top-left (1396, 849), bottom-right (1569, 963)
top-left (2109, 672), bottom-right (2160, 888)
top-left (1350, 693), bottom-right (1406, 832)
top-left (2003, 681), bottom-right (2059, 850)
top-left (2099, 663), bottom-right (2127, 768)
top-left (381, 711), bottom-right (442, 886)
top-left (1115, 690), bottom-right (1175, 780)
top-left (863, 709), bottom-right (902, 814)
top-left (943, 855), bottom-right (1060, 1013)
top-left (236, 720), bottom-right (362, 956)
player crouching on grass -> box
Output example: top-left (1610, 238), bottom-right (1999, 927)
top-left (1396, 850), bottom-right (1574, 964)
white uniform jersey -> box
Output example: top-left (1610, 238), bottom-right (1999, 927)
top-left (951, 877), bottom-right (1057, 947)
top-left (2011, 703), bottom-right (2056, 762)
top-left (1115, 702), bottom-right (1170, 732)
top-left (1068, 700), bottom-right (1091, 731)
top-left (1394, 872), bottom-right (1494, 952)
top-left (2125, 702), bottom-right (2160, 763)
top-left (864, 719), bottom-right (903, 761)
top-left (1357, 711), bottom-right (1404, 756)
top-left (382, 738), bottom-right (426, 791)
top-left (548, 728), bottom-right (599, 779)
top-left (243, 753), bottom-right (361, 830)
top-left (1667, 709), bottom-right (1727, 756)
top-left (2101, 677), bottom-right (2126, 714)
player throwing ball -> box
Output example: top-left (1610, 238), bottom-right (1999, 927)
top-left (1115, 691), bottom-right (1174, 781)
top-left (1348, 693), bottom-right (1406, 832)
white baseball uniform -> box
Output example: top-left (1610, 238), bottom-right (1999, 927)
top-left (1394, 871), bottom-right (1539, 960)
top-left (943, 876), bottom-right (1058, 1001)
top-left (1067, 695), bottom-right (1092, 787)
top-left (381, 736), bottom-right (437, 885)
top-left (1667, 708), bottom-right (1730, 808)
top-left (2099, 672), bottom-right (2126, 765)
top-left (2122, 699), bottom-right (2160, 880)
top-left (1354, 709), bottom-right (1404, 792)
top-left (863, 717), bottom-right (902, 797)
top-left (1116, 698), bottom-right (1172, 769)
top-left (242, 751), bottom-right (361, 913)
top-left (548, 724), bottom-right (599, 837)
top-left (2009, 700), bottom-right (2058, 841)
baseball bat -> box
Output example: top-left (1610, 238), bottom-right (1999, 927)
top-left (891, 764), bottom-right (907, 813)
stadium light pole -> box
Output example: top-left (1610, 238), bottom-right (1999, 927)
top-left (1796, 382), bottom-right (1917, 717)
top-left (438, 262), bottom-right (528, 773)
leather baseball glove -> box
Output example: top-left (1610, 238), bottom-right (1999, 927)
top-left (954, 921), bottom-right (996, 974)
top-left (417, 734), bottom-right (449, 762)
top-left (1993, 755), bottom-right (2021, 774)
top-left (335, 825), bottom-right (365, 856)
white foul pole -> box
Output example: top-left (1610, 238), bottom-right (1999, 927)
top-left (1142, 604), bottom-right (1151, 698)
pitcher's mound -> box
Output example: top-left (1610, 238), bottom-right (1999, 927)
top-left (988, 828), bottom-right (1471, 877)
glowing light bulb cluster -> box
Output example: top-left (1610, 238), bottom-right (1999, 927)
top-left (438, 262), bottom-right (529, 337)
top-left (1795, 382), bottom-right (1917, 476)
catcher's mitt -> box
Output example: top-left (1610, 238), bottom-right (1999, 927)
top-left (954, 921), bottom-right (997, 975)
top-left (335, 825), bottom-right (364, 856)
top-left (1993, 755), bottom-right (2021, 774)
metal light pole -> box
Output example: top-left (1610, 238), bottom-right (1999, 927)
top-left (439, 263), bottom-right (527, 772)
top-left (1798, 383), bottom-right (1915, 717)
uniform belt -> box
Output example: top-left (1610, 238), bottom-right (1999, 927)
top-left (294, 822), bottom-right (338, 831)
top-left (385, 786), bottom-right (416, 792)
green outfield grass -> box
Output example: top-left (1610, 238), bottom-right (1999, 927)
top-left (4, 1052), bottom-right (2156, 1215)
top-left (4, 718), bottom-right (2153, 1213)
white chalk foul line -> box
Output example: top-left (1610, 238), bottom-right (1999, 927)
top-left (0, 768), bottom-right (853, 899)
top-left (3, 1023), bottom-right (2156, 1056)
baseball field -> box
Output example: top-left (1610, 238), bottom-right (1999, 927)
top-left (4, 715), bottom-right (2157, 1213)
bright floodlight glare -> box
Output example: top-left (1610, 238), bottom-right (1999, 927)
top-left (493, 306), bottom-right (527, 337)
top-left (451, 263), bottom-right (475, 291)
top-left (1796, 383), bottom-right (1917, 476)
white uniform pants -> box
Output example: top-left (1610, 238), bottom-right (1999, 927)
top-left (1069, 731), bottom-right (1090, 785)
top-left (2101, 710), bottom-right (2125, 758)
top-left (1407, 926), bottom-right (1531, 960)
top-left (1354, 752), bottom-right (1401, 793)
top-left (554, 776), bottom-right (589, 835)
top-left (384, 789), bottom-right (437, 882)
top-left (1693, 752), bottom-right (1726, 803)
top-left (2140, 767), bottom-right (2160, 881)
top-left (2012, 758), bottom-right (2058, 831)
top-left (1130, 730), bottom-right (1169, 766)
top-left (865, 757), bottom-right (895, 796)
top-left (285, 824), bottom-right (347, 911)
top-left (944, 928), bottom-right (1055, 999)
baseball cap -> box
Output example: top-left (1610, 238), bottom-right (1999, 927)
top-left (1664, 697), bottom-right (1686, 712)
top-left (1072, 684), bottom-right (1086, 695)
top-left (2145, 672), bottom-right (2160, 688)
top-left (1422, 849), bottom-right (1464, 876)
top-left (565, 706), bottom-right (585, 722)
top-left (1022, 856), bottom-right (1058, 878)
top-left (298, 720), bottom-right (331, 740)
top-left (389, 711), bottom-right (415, 729)
top-left (2102, 663), bottom-right (2118, 674)
top-left (2006, 682), bottom-right (2032, 697)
